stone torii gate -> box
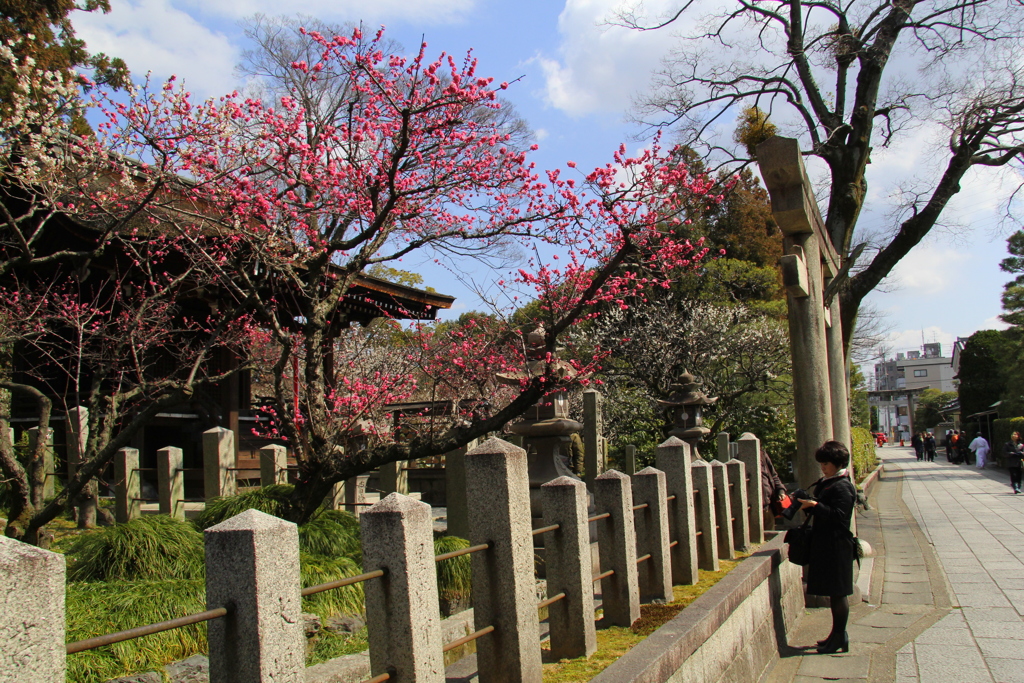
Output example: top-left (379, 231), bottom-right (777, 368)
top-left (756, 137), bottom-right (852, 485)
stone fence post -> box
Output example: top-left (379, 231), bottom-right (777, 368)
top-left (623, 445), bottom-right (636, 476)
top-left (378, 461), bottom-right (408, 496)
top-left (656, 437), bottom-right (698, 586)
top-left (205, 510), bottom-right (305, 682)
top-left (716, 432), bottom-right (730, 463)
top-left (158, 446), bottom-right (184, 521)
top-left (464, 438), bottom-right (542, 683)
top-left (691, 460), bottom-right (719, 571)
top-left (632, 467), bottom-right (672, 603)
top-left (726, 460), bottom-right (750, 554)
top-left (583, 389), bottom-right (603, 489)
top-left (259, 445), bottom-right (287, 487)
top-left (444, 440), bottom-right (476, 540)
top-left (0, 536), bottom-right (66, 682)
top-left (736, 433), bottom-right (764, 545)
top-left (541, 476), bottom-right (597, 661)
top-left (203, 427), bottom-right (236, 500)
top-left (344, 475), bottom-right (370, 516)
top-left (362, 494), bottom-right (444, 681)
top-left (594, 470), bottom-right (640, 628)
top-left (710, 461), bottom-right (735, 560)
top-left (115, 447), bottom-right (141, 523)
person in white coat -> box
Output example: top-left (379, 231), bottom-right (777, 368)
top-left (970, 434), bottom-right (991, 469)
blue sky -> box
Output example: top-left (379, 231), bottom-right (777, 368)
top-left (73, 0), bottom-right (1023, 365)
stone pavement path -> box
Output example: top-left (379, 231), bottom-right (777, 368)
top-left (768, 446), bottom-right (953, 683)
top-left (891, 445), bottom-right (1024, 682)
top-left (770, 445), bottom-right (1024, 683)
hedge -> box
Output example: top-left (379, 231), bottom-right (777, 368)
top-left (850, 426), bottom-right (878, 483)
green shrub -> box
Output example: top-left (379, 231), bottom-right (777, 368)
top-left (993, 417), bottom-right (1024, 453)
top-left (66, 516), bottom-right (204, 582)
top-left (434, 535), bottom-right (472, 606)
top-left (193, 484), bottom-right (294, 530)
top-left (850, 426), bottom-right (877, 483)
top-left (299, 509), bottom-right (361, 562)
top-left (300, 553), bottom-right (365, 618)
top-left (65, 578), bottom-right (206, 683)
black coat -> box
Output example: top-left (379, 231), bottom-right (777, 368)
top-left (1005, 440), bottom-right (1024, 468)
top-left (805, 474), bottom-right (857, 597)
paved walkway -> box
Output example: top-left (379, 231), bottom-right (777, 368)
top-left (767, 444), bottom-right (1024, 683)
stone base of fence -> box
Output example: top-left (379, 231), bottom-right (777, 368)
top-left (590, 533), bottom-right (804, 683)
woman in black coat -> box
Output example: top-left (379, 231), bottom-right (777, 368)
top-left (799, 441), bottom-right (857, 654)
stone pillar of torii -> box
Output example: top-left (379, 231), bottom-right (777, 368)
top-left (756, 137), bottom-right (853, 486)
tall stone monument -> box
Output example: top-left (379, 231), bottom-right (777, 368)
top-left (497, 324), bottom-right (585, 518)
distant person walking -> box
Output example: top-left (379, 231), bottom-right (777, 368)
top-left (1005, 432), bottom-right (1024, 493)
top-left (911, 432), bottom-right (924, 461)
top-left (925, 432), bottom-right (937, 462)
top-left (970, 433), bottom-right (991, 469)
top-left (945, 430), bottom-right (953, 461)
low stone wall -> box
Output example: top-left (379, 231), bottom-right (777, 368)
top-left (590, 534), bottom-right (803, 683)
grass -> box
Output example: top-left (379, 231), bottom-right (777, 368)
top-left (65, 516), bottom-right (204, 582)
top-left (66, 578), bottom-right (207, 683)
top-left (60, 504), bottom-right (367, 683)
top-left (193, 484), bottom-right (295, 530)
top-left (435, 535), bottom-right (473, 604)
top-left (307, 628), bottom-right (370, 666)
top-left (541, 556), bottom-right (745, 682)
top-left (299, 509), bottom-right (362, 562)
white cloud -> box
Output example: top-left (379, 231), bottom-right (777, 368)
top-left (535, 128), bottom-right (550, 141)
top-left (536, 0), bottom-right (684, 117)
top-left (75, 0), bottom-right (239, 97)
top-left (886, 244), bottom-right (970, 292)
top-left (75, 0), bottom-right (478, 99)
top-left (183, 0), bottom-right (474, 24)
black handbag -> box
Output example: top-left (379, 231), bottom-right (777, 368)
top-left (784, 518), bottom-right (813, 566)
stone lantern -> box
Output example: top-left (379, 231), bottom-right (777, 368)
top-left (658, 372), bottom-right (718, 454)
top-left (496, 324), bottom-right (584, 519)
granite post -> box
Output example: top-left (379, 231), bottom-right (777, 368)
top-left (583, 389), bottom-right (603, 489)
top-left (259, 445), bottom-right (287, 487)
top-left (0, 536), bottom-right (66, 682)
top-left (445, 440), bottom-right (475, 539)
top-left (710, 461), bottom-right (735, 560)
top-left (464, 438), bottom-right (542, 683)
top-left (594, 470), bottom-right (640, 628)
top-left (344, 475), bottom-right (370, 516)
top-left (378, 461), bottom-right (408, 496)
top-left (736, 433), bottom-right (764, 545)
top-left (632, 467), bottom-right (673, 603)
top-left (158, 446), bottom-right (185, 520)
top-left (205, 510), bottom-right (305, 683)
top-left (691, 459), bottom-right (719, 571)
top-left (656, 437), bottom-right (698, 586)
top-left (716, 432), bottom-right (730, 463)
top-left (115, 447), bottom-right (141, 523)
top-left (203, 427), bottom-right (237, 500)
top-left (327, 481), bottom-right (345, 511)
top-left (541, 476), bottom-right (597, 660)
top-left (623, 445), bottom-right (636, 476)
top-left (361, 493), bottom-right (444, 681)
top-left (27, 426), bottom-right (54, 500)
top-left (726, 459), bottom-right (750, 553)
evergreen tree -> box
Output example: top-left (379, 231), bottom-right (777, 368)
top-left (957, 330), bottom-right (1011, 420)
top-left (0, 0), bottom-right (128, 120)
